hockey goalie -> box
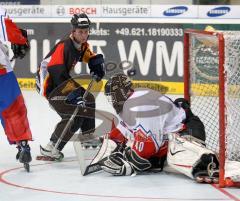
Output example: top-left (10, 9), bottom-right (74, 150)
top-left (92, 73), bottom-right (220, 183)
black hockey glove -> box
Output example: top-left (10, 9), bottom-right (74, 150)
top-left (99, 147), bottom-right (151, 176)
top-left (192, 153), bottom-right (219, 184)
top-left (11, 29), bottom-right (30, 60)
top-left (65, 88), bottom-right (85, 106)
top-left (99, 151), bottom-right (135, 176)
top-left (174, 98), bottom-right (190, 109)
top-left (88, 54), bottom-right (105, 82)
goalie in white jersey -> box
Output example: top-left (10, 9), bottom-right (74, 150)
top-left (98, 73), bottom-right (219, 183)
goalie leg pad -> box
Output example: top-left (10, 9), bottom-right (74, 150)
top-left (167, 133), bottom-right (219, 182)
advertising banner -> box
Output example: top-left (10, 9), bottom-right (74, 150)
top-left (151, 5), bottom-right (198, 18)
top-left (198, 5), bottom-right (240, 19)
top-left (52, 5), bottom-right (101, 17)
top-left (15, 23), bottom-right (183, 81)
top-left (2, 5), bottom-right (240, 19)
top-left (3, 5), bottom-right (51, 17)
top-left (12, 21), bottom-right (184, 93)
top-left (101, 5), bottom-right (151, 18)
top-left (8, 20), bottom-right (240, 93)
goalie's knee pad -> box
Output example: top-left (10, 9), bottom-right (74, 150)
top-left (167, 133), bottom-right (219, 179)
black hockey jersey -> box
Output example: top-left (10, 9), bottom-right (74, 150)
top-left (36, 35), bottom-right (95, 98)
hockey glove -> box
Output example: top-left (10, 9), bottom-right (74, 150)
top-left (88, 54), bottom-right (105, 82)
top-left (99, 147), bottom-right (151, 176)
top-left (192, 153), bottom-right (219, 184)
top-left (65, 88), bottom-right (85, 106)
top-left (99, 151), bottom-right (135, 176)
top-left (11, 29), bottom-right (30, 59)
top-left (174, 98), bottom-right (190, 109)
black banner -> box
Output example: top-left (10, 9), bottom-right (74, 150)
top-left (14, 22), bottom-right (184, 82)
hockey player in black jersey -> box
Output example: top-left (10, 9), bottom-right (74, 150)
top-left (36, 13), bottom-right (105, 161)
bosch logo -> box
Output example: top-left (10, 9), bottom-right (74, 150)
top-left (69, 7), bottom-right (97, 15)
top-left (163, 6), bottom-right (188, 16)
top-left (207, 6), bottom-right (230, 17)
top-left (56, 6), bottom-right (65, 16)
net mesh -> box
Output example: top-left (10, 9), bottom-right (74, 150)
top-left (188, 31), bottom-right (240, 173)
top-left (224, 32), bottom-right (240, 162)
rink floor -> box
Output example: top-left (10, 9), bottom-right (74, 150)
top-left (0, 91), bottom-right (239, 201)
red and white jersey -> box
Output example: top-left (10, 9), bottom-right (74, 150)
top-left (115, 88), bottom-right (186, 157)
top-left (0, 7), bottom-right (27, 75)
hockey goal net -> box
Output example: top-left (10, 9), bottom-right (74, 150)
top-left (184, 29), bottom-right (240, 187)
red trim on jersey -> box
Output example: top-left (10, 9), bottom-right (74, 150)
top-left (0, 68), bottom-right (7, 75)
top-left (4, 18), bottom-right (27, 45)
top-left (47, 43), bottom-right (65, 67)
top-left (109, 127), bottom-right (128, 144)
top-left (153, 141), bottom-right (168, 158)
top-left (108, 119), bottom-right (128, 144)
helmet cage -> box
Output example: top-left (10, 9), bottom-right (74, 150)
top-left (104, 73), bottom-right (132, 113)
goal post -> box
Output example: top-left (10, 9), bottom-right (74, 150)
top-left (184, 29), bottom-right (240, 187)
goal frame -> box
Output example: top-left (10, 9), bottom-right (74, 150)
top-left (184, 29), bottom-right (240, 188)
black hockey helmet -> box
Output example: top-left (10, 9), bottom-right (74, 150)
top-left (71, 13), bottom-right (91, 29)
top-left (104, 73), bottom-right (133, 114)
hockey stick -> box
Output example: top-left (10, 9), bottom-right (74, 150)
top-left (73, 133), bottom-right (107, 176)
top-left (54, 76), bottom-right (95, 151)
top-left (73, 140), bottom-right (102, 176)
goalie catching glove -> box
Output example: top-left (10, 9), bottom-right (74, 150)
top-left (99, 146), bottom-right (151, 176)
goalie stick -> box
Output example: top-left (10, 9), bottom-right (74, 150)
top-left (74, 134), bottom-right (117, 176)
top-left (73, 140), bottom-right (102, 175)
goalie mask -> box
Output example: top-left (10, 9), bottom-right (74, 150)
top-left (71, 13), bottom-right (91, 29)
top-left (104, 73), bottom-right (133, 114)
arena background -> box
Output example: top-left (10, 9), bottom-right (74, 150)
top-left (3, 4), bottom-right (240, 94)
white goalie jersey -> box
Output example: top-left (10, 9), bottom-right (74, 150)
top-left (115, 88), bottom-right (186, 149)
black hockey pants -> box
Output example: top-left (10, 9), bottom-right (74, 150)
top-left (47, 80), bottom-right (95, 151)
